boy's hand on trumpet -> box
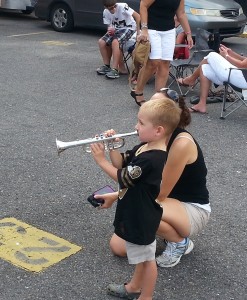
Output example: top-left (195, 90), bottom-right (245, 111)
top-left (90, 143), bottom-right (106, 164)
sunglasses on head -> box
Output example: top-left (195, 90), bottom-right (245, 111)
top-left (105, 4), bottom-right (116, 11)
top-left (158, 88), bottom-right (180, 102)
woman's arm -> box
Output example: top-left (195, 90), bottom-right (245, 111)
top-left (176, 0), bottom-right (193, 49)
top-left (220, 44), bottom-right (246, 61)
top-left (157, 136), bottom-right (197, 201)
top-left (219, 45), bottom-right (247, 68)
top-left (138, 0), bottom-right (155, 42)
top-left (132, 11), bottom-right (141, 35)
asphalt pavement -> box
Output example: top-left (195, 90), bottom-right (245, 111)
top-left (0, 11), bottom-right (246, 300)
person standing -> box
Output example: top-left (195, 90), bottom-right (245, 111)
top-left (130, 0), bottom-right (193, 105)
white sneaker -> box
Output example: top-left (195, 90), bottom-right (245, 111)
top-left (156, 238), bottom-right (194, 268)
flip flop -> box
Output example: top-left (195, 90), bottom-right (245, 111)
top-left (189, 107), bottom-right (208, 114)
top-left (177, 78), bottom-right (191, 87)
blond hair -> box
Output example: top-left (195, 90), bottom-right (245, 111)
top-left (140, 98), bottom-right (181, 134)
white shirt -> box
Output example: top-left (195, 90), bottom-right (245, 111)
top-left (103, 3), bottom-right (136, 30)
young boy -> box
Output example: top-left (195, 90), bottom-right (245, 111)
top-left (90, 98), bottom-right (182, 300)
top-left (97, 0), bottom-right (140, 79)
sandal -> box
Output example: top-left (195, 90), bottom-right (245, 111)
top-left (107, 283), bottom-right (141, 299)
top-left (130, 90), bottom-right (146, 106)
top-left (177, 78), bottom-right (192, 87)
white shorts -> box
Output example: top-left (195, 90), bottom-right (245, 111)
top-left (126, 240), bottom-right (156, 264)
top-left (148, 28), bottom-right (176, 61)
top-left (202, 52), bottom-right (247, 88)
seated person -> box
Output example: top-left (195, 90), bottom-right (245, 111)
top-left (96, 0), bottom-right (140, 79)
top-left (178, 44), bottom-right (247, 114)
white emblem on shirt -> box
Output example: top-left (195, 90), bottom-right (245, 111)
top-left (127, 165), bottom-right (142, 179)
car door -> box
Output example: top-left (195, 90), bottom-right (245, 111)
top-left (74, 0), bottom-right (104, 29)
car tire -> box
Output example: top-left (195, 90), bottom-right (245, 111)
top-left (50, 4), bottom-right (74, 32)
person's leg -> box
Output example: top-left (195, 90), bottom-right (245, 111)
top-left (133, 59), bottom-right (160, 103)
top-left (177, 59), bottom-right (207, 86)
top-left (156, 198), bottom-right (206, 268)
top-left (157, 198), bottom-right (191, 241)
top-left (111, 38), bottom-right (121, 70)
top-left (155, 60), bottom-right (170, 91)
top-left (98, 38), bottom-right (112, 65)
top-left (156, 28), bottom-right (175, 90)
top-left (189, 68), bottom-right (212, 113)
top-left (118, 54), bottom-right (128, 74)
top-left (126, 261), bottom-right (157, 300)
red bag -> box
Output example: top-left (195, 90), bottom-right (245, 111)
top-left (174, 40), bottom-right (190, 59)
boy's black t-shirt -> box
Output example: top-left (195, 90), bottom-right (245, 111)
top-left (114, 143), bottom-right (167, 245)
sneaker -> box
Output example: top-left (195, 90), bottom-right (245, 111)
top-left (156, 238), bottom-right (194, 268)
top-left (105, 68), bottom-right (120, 79)
top-left (96, 65), bottom-right (111, 75)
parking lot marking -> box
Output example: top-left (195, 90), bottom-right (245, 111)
top-left (8, 32), bottom-right (48, 37)
top-left (42, 40), bottom-right (75, 46)
top-left (0, 218), bottom-right (82, 272)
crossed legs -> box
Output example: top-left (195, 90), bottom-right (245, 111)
top-left (178, 58), bottom-right (212, 113)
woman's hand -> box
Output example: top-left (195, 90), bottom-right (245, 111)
top-left (186, 35), bottom-right (193, 49)
top-left (137, 29), bottom-right (149, 42)
top-left (219, 44), bottom-right (230, 58)
top-left (94, 192), bottom-right (118, 209)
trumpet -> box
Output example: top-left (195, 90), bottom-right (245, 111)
top-left (56, 131), bottom-right (138, 154)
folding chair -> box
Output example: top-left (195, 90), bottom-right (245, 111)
top-left (168, 49), bottom-right (212, 95)
top-left (168, 28), bottom-right (217, 95)
top-left (220, 68), bottom-right (247, 119)
top-left (120, 35), bottom-right (136, 74)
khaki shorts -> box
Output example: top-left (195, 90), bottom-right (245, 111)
top-left (182, 203), bottom-right (211, 236)
top-left (126, 240), bottom-right (156, 265)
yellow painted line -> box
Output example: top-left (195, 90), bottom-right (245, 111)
top-left (0, 217), bottom-right (82, 272)
top-left (239, 32), bottom-right (247, 38)
top-left (42, 40), bottom-right (75, 46)
top-left (8, 32), bottom-right (48, 37)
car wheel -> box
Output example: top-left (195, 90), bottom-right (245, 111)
top-left (50, 4), bottom-right (74, 32)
